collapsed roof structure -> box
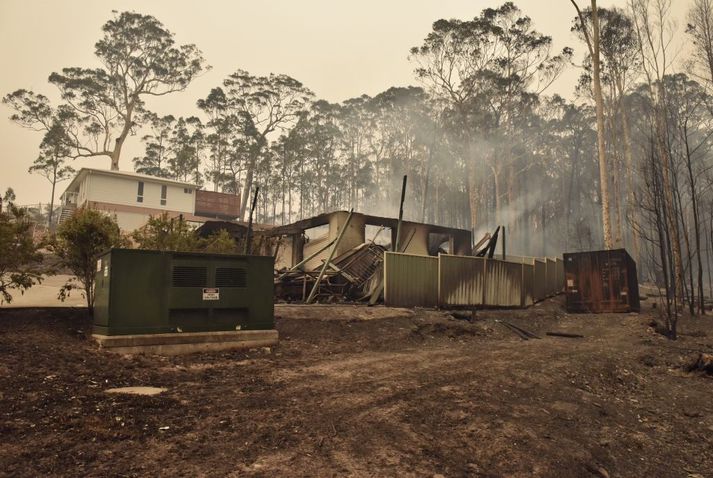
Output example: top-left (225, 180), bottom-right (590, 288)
top-left (266, 210), bottom-right (472, 270)
top-left (263, 210), bottom-right (472, 303)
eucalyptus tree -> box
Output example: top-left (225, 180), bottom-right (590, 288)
top-left (289, 100), bottom-right (343, 216)
top-left (687, 0), bottom-right (713, 85)
top-left (629, 0), bottom-right (685, 310)
top-left (170, 116), bottom-right (205, 186)
top-left (410, 2), bottom-right (571, 231)
top-left (4, 11), bottom-right (207, 170)
top-left (368, 87), bottom-right (438, 218)
top-left (133, 113), bottom-right (175, 178)
top-left (221, 70), bottom-right (314, 218)
top-left (2, 91), bottom-right (76, 227)
top-left (572, 6), bottom-right (641, 252)
top-left (663, 74), bottom-right (713, 315)
top-left (338, 95), bottom-right (376, 209)
top-left (571, 0), bottom-right (614, 249)
top-left (11, 102), bottom-right (78, 227)
top-left (29, 121), bottom-right (75, 228)
top-left (198, 88), bottom-right (237, 192)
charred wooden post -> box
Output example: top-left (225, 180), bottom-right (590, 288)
top-left (502, 225), bottom-right (506, 260)
top-left (244, 187), bottom-right (260, 255)
top-left (306, 209), bottom-right (354, 304)
top-left (487, 226), bottom-right (500, 258)
top-left (394, 175), bottom-right (407, 252)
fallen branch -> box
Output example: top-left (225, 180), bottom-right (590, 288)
top-left (546, 332), bottom-right (585, 339)
top-left (495, 320), bottom-right (533, 340)
top-left (503, 321), bottom-right (541, 339)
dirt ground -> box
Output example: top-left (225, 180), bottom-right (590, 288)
top-left (1, 298), bottom-right (712, 478)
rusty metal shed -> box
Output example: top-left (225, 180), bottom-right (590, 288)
top-left (564, 249), bottom-right (640, 313)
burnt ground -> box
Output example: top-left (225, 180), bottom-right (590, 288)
top-left (1, 299), bottom-right (712, 477)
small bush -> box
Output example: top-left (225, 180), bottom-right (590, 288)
top-left (0, 190), bottom-right (43, 303)
top-left (132, 213), bottom-right (199, 252)
top-left (53, 208), bottom-right (124, 308)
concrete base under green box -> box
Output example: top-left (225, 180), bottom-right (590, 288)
top-left (93, 329), bottom-right (278, 355)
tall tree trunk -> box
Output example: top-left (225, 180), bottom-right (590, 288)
top-left (110, 105), bottom-right (134, 171)
top-left (607, 104), bottom-right (624, 247)
top-left (240, 139), bottom-right (264, 220)
top-left (676, 185), bottom-right (695, 315)
top-left (655, 105), bottom-right (685, 301)
top-left (467, 161), bottom-right (478, 231)
top-left (48, 178), bottom-right (56, 229)
top-left (590, 2), bottom-right (614, 249)
top-left (683, 124), bottom-right (706, 314)
top-left (572, 0), bottom-right (613, 249)
top-left (421, 163), bottom-right (430, 224)
top-left (618, 88), bottom-right (641, 263)
top-left (491, 164), bottom-right (501, 229)
top-left (507, 163), bottom-right (516, 236)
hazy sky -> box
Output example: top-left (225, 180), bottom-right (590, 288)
top-left (0, 0), bottom-right (692, 205)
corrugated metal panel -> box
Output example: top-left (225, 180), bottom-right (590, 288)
top-left (384, 252), bottom-right (552, 309)
top-left (485, 260), bottom-right (523, 307)
top-left (384, 252), bottom-right (438, 307)
top-left (545, 258), bottom-right (558, 296)
top-left (438, 255), bottom-right (486, 306)
top-left (506, 256), bottom-right (537, 306)
top-left (505, 255), bottom-right (533, 264)
top-left (555, 258), bottom-right (564, 294)
top-left (521, 263), bottom-right (535, 306)
top-left (533, 259), bottom-right (547, 301)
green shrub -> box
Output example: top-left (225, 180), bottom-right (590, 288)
top-left (0, 189), bottom-right (42, 304)
top-left (54, 208), bottom-right (124, 308)
top-left (131, 213), bottom-right (199, 252)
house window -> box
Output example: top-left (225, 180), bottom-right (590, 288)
top-left (183, 188), bottom-right (193, 194)
top-left (137, 181), bottom-right (144, 203)
top-left (161, 185), bottom-right (167, 206)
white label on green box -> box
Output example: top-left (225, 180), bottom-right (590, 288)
top-left (202, 288), bottom-right (220, 300)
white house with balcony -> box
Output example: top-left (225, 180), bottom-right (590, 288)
top-left (59, 168), bottom-right (204, 231)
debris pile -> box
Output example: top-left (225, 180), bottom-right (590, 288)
top-left (275, 242), bottom-right (385, 303)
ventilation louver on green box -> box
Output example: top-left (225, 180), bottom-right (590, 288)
top-left (93, 249), bottom-right (274, 336)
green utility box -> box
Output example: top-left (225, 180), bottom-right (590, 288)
top-left (93, 249), bottom-right (274, 336)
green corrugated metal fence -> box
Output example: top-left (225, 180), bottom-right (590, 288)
top-left (384, 252), bottom-right (562, 309)
top-left (438, 255), bottom-right (486, 306)
top-left (384, 252), bottom-right (438, 307)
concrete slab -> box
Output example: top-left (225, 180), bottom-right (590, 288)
top-left (93, 329), bottom-right (279, 355)
top-left (106, 386), bottom-right (167, 396)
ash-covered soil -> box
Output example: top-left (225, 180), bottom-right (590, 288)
top-left (1, 299), bottom-right (712, 477)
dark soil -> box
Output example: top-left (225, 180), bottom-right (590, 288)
top-left (1, 298), bottom-right (712, 477)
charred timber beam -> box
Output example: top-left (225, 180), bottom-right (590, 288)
top-left (394, 175), bottom-right (407, 252)
top-left (306, 209), bottom-right (354, 304)
top-left (244, 187), bottom-right (260, 255)
top-left (285, 237), bottom-right (337, 273)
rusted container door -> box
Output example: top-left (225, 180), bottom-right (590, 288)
top-left (564, 249), bottom-right (639, 313)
